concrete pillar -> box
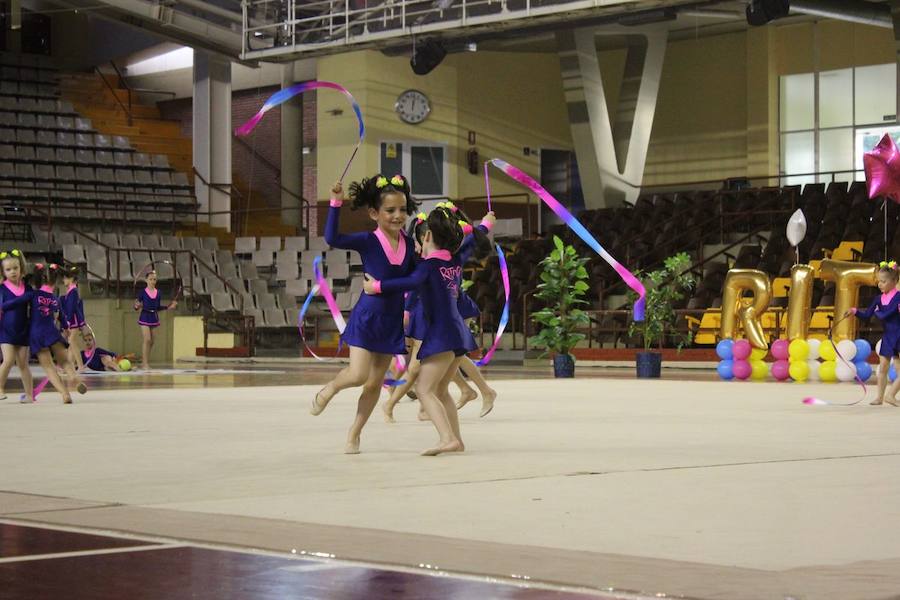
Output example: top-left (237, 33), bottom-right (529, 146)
top-left (558, 26), bottom-right (667, 207)
top-left (281, 61), bottom-right (303, 231)
top-left (193, 50), bottom-right (232, 231)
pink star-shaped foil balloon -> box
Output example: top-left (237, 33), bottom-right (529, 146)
top-left (864, 133), bottom-right (900, 203)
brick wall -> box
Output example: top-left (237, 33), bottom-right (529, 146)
top-left (158, 87), bottom-right (318, 231)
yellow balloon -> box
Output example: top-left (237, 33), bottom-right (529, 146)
top-left (750, 348), bottom-right (767, 361)
top-left (751, 360), bottom-right (768, 380)
top-left (819, 341), bottom-right (837, 362)
top-left (820, 360), bottom-right (837, 382)
top-left (788, 339), bottom-right (809, 361)
top-left (789, 360), bottom-right (809, 382)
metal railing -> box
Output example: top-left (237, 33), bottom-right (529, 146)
top-left (94, 64), bottom-right (132, 127)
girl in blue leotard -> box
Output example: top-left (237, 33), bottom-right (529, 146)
top-left (848, 260), bottom-right (900, 406)
top-left (60, 266), bottom-right (86, 371)
top-left (312, 175), bottom-right (418, 455)
top-left (381, 207), bottom-right (495, 423)
top-left (364, 204), bottom-right (492, 455)
top-left (3, 263), bottom-right (85, 403)
top-left (0, 249), bottom-right (33, 402)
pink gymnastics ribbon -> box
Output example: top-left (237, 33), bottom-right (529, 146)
top-left (298, 257), bottom-right (406, 384)
top-left (484, 159), bottom-right (645, 320)
top-left (297, 256), bottom-right (345, 361)
top-left (236, 81), bottom-right (363, 183)
top-left (474, 244), bottom-right (509, 367)
top-left (802, 315), bottom-right (867, 406)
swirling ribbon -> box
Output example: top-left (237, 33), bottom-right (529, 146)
top-left (474, 244), bottom-right (509, 367)
top-left (235, 81), bottom-right (364, 182)
top-left (484, 159), bottom-right (645, 321)
top-left (297, 256), bottom-right (345, 361)
top-left (803, 314), bottom-right (867, 406)
top-left (298, 257), bottom-right (405, 383)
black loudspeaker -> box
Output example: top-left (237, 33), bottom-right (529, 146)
top-left (746, 0), bottom-right (789, 26)
top-left (410, 40), bottom-right (447, 75)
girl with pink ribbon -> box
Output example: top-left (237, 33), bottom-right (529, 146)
top-left (311, 175), bottom-right (419, 455)
top-left (844, 261), bottom-right (900, 406)
top-left (382, 205), bottom-right (497, 423)
top-left (0, 249), bottom-right (34, 402)
top-left (364, 204), bottom-right (495, 456)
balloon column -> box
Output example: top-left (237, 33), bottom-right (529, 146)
top-left (716, 337), bottom-right (874, 383)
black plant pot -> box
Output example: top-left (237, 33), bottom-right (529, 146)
top-left (553, 353), bottom-right (575, 378)
top-left (636, 351), bottom-right (662, 378)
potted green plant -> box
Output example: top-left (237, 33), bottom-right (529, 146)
top-left (530, 235), bottom-right (591, 377)
top-left (628, 252), bottom-right (696, 378)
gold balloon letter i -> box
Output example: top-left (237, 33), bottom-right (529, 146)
top-left (786, 264), bottom-right (814, 341)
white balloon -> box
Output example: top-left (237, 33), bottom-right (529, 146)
top-left (786, 208), bottom-right (807, 247)
top-left (807, 338), bottom-right (821, 360)
top-left (836, 339), bottom-right (857, 361)
top-left (836, 361), bottom-right (858, 382)
top-left (806, 359), bottom-right (821, 381)
top-left (876, 339), bottom-right (883, 356)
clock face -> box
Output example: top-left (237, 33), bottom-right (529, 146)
top-left (395, 89), bottom-right (431, 124)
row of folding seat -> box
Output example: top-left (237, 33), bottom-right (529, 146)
top-left (0, 52), bottom-right (58, 69)
top-left (0, 82), bottom-right (58, 98)
top-left (0, 66), bottom-right (58, 84)
top-left (0, 112), bottom-right (92, 131)
top-left (0, 145), bottom-right (171, 169)
top-left (235, 235), bottom-right (330, 254)
top-left (0, 97), bottom-right (75, 115)
top-left (0, 129), bottom-right (132, 150)
top-left (0, 163), bottom-right (190, 188)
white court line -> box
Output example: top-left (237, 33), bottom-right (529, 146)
top-left (0, 543), bottom-right (186, 563)
top-left (0, 518), bottom-right (641, 599)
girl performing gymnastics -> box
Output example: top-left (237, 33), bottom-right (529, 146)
top-left (364, 204), bottom-right (493, 455)
top-left (134, 269), bottom-right (177, 370)
top-left (60, 266), bottom-right (86, 371)
top-left (0, 249), bottom-right (33, 402)
top-left (2, 263), bottom-right (85, 404)
top-left (846, 260), bottom-right (900, 406)
top-left (80, 330), bottom-right (132, 372)
top-left (382, 205), bottom-right (496, 422)
top-left (311, 175), bottom-right (418, 455)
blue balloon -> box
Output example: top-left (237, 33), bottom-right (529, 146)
top-left (717, 359), bottom-right (734, 380)
top-left (716, 339), bottom-right (734, 360)
top-left (890, 365), bottom-right (897, 383)
top-left (855, 360), bottom-right (873, 382)
top-left (855, 339), bottom-right (872, 361)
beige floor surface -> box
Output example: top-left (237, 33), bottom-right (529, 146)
top-left (3, 376), bottom-right (900, 599)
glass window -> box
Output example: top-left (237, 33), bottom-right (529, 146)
top-left (780, 73), bottom-right (814, 131)
top-left (854, 126), bottom-right (900, 170)
top-left (410, 145), bottom-right (444, 196)
top-left (818, 68), bottom-right (852, 128)
top-left (818, 128), bottom-right (854, 183)
top-left (781, 131), bottom-right (815, 186)
top-left (854, 64), bottom-right (896, 125)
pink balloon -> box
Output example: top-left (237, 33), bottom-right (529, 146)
top-left (771, 339), bottom-right (790, 361)
top-left (864, 133), bottom-right (900, 203)
top-left (732, 340), bottom-right (752, 360)
top-left (733, 359), bottom-right (752, 380)
top-left (771, 359), bottom-right (790, 381)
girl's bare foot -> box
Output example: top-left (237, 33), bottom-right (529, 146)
top-left (344, 438), bottom-right (360, 454)
top-left (421, 439), bottom-right (463, 456)
top-left (886, 398), bottom-right (899, 407)
top-left (455, 387), bottom-right (478, 410)
top-left (63, 394), bottom-right (73, 404)
top-left (310, 387), bottom-right (330, 416)
top-left (19, 395), bottom-right (32, 404)
top-left (871, 398), bottom-right (884, 405)
top-left (417, 410), bottom-right (431, 421)
top-left (141, 363), bottom-right (150, 371)
top-left (479, 388), bottom-right (497, 417)
top-left (382, 402), bottom-right (396, 423)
